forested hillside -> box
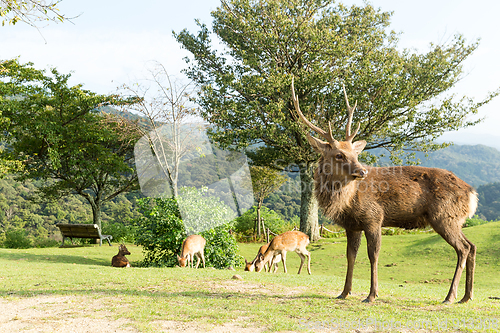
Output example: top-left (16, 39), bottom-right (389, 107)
top-left (0, 175), bottom-right (142, 240)
top-left (375, 144), bottom-right (500, 188)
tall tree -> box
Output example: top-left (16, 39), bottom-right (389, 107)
top-left (175, 0), bottom-right (499, 241)
top-left (0, 59), bottom-right (141, 230)
top-left (120, 62), bottom-right (200, 198)
top-left (250, 165), bottom-right (287, 236)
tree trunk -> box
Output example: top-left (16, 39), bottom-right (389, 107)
top-left (89, 198), bottom-right (103, 231)
top-left (256, 201), bottom-right (262, 236)
top-left (299, 164), bottom-right (320, 242)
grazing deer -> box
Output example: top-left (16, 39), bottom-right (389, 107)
top-left (245, 242), bottom-right (281, 273)
top-left (177, 235), bottom-right (206, 269)
top-left (254, 230), bottom-right (311, 275)
top-left (291, 79), bottom-right (477, 303)
top-left (112, 244), bottom-right (131, 268)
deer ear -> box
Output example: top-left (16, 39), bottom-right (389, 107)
top-left (352, 140), bottom-right (366, 154)
top-left (177, 255), bottom-right (181, 260)
top-left (258, 254), bottom-right (264, 261)
top-left (306, 134), bottom-right (330, 154)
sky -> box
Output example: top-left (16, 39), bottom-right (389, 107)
top-left (1, 0), bottom-right (500, 148)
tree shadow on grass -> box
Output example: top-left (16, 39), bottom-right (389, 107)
top-left (0, 251), bottom-right (110, 266)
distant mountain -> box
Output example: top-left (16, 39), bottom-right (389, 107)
top-left (373, 144), bottom-right (500, 188)
top-left (411, 144), bottom-right (500, 188)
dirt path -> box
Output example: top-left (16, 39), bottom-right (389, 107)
top-left (0, 295), bottom-right (263, 332)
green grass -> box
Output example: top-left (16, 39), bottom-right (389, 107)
top-left (1, 223), bottom-right (500, 332)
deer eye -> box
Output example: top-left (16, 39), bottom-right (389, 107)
top-left (335, 153), bottom-right (344, 160)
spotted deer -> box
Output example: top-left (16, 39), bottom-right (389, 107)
top-left (291, 78), bottom-right (477, 303)
top-left (254, 230), bottom-right (311, 275)
top-left (112, 244), bottom-right (131, 268)
top-left (177, 235), bottom-right (206, 269)
top-left (245, 242), bottom-right (281, 273)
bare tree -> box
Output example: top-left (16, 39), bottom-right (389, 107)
top-left (121, 62), bottom-right (202, 198)
top-left (0, 0), bottom-right (70, 27)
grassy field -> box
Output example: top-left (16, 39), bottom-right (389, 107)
top-left (1, 222), bottom-right (500, 332)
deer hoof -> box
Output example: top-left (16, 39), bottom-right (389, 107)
top-left (336, 294), bottom-right (347, 300)
top-left (442, 299), bottom-right (452, 304)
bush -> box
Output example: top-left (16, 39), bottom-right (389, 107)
top-left (234, 206), bottom-right (297, 237)
top-left (202, 224), bottom-right (243, 269)
top-left (134, 187), bottom-right (242, 269)
top-left (33, 237), bottom-right (60, 248)
top-left (3, 228), bottom-right (32, 249)
top-left (464, 215), bottom-right (490, 228)
top-left (134, 197), bottom-right (185, 267)
top-left (103, 221), bottom-right (137, 243)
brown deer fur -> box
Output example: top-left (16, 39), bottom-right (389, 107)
top-left (291, 79), bottom-right (477, 303)
top-left (245, 242), bottom-right (280, 272)
top-left (177, 235), bottom-right (206, 269)
top-left (254, 230), bottom-right (311, 275)
top-left (112, 244), bottom-right (131, 268)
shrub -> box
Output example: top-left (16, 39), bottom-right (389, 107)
top-left (134, 187), bottom-right (242, 269)
top-left (234, 206), bottom-right (296, 237)
top-left (464, 215), bottom-right (490, 228)
top-left (133, 197), bottom-right (185, 267)
top-left (33, 237), bottom-right (60, 248)
top-left (103, 221), bottom-right (137, 243)
top-left (201, 224), bottom-right (243, 269)
top-left (3, 228), bottom-right (32, 249)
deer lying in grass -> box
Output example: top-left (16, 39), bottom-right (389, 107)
top-left (254, 230), bottom-right (311, 275)
top-left (112, 244), bottom-right (131, 268)
top-left (245, 242), bottom-right (281, 273)
top-left (291, 79), bottom-right (477, 303)
top-left (177, 235), bottom-right (206, 269)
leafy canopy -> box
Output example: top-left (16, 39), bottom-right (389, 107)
top-left (175, 0), bottom-right (499, 167)
top-left (0, 59), bottom-right (141, 229)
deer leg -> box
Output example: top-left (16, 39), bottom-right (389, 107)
top-left (194, 254), bottom-right (201, 269)
top-left (297, 252), bottom-right (305, 274)
top-left (436, 227), bottom-right (470, 304)
top-left (459, 233), bottom-right (476, 303)
top-left (281, 251), bottom-right (288, 273)
top-left (363, 228), bottom-right (381, 303)
top-left (200, 251), bottom-right (206, 269)
top-left (338, 230), bottom-right (362, 299)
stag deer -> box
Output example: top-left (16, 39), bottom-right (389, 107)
top-left (245, 242), bottom-right (281, 273)
top-left (177, 235), bottom-right (206, 269)
top-left (291, 79), bottom-right (477, 303)
top-left (254, 230), bottom-right (311, 275)
top-left (112, 244), bottom-right (131, 268)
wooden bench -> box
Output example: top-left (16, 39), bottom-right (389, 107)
top-left (56, 223), bottom-right (113, 246)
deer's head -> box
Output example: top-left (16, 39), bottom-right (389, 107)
top-left (119, 244), bottom-right (131, 256)
top-left (291, 79), bottom-right (368, 180)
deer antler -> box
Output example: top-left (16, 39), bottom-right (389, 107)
top-left (291, 77), bottom-right (337, 147)
top-left (342, 83), bottom-right (360, 143)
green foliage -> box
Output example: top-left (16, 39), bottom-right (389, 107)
top-left (134, 188), bottom-right (242, 268)
top-left (0, 0), bottom-right (66, 26)
top-left (177, 187), bottom-right (237, 235)
top-left (234, 206), bottom-right (298, 236)
top-left (476, 182), bottom-right (500, 221)
top-left (250, 166), bottom-right (288, 205)
top-left (133, 197), bottom-right (186, 268)
top-left (0, 174), bottom-right (142, 243)
top-left (0, 59), bottom-right (142, 230)
top-left (201, 224), bottom-right (242, 269)
top-left (464, 215), bottom-right (490, 228)
top-left (32, 237), bottom-right (59, 248)
top-left (3, 228), bottom-right (32, 248)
